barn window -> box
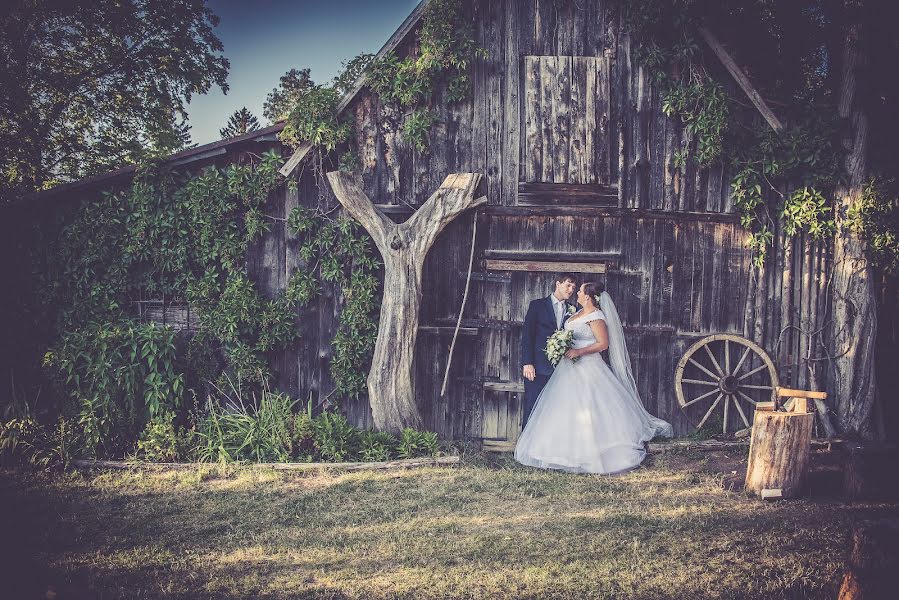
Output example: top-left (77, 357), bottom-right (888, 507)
top-left (520, 55), bottom-right (612, 199)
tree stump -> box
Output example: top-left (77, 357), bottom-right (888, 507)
top-left (744, 404), bottom-right (814, 499)
top-left (838, 519), bottom-right (899, 600)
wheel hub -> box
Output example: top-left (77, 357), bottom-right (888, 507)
top-left (720, 375), bottom-right (739, 394)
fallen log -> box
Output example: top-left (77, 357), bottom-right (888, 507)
top-left (72, 455), bottom-right (461, 472)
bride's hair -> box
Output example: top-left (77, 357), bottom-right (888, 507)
top-left (582, 281), bottom-right (605, 308)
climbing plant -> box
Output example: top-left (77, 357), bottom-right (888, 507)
top-left (286, 206), bottom-right (381, 399)
top-left (624, 0), bottom-right (849, 267)
top-left (36, 149), bottom-right (304, 452)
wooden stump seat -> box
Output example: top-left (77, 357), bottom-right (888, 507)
top-left (744, 387), bottom-right (825, 499)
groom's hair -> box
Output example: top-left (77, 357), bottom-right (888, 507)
top-left (555, 273), bottom-right (577, 285)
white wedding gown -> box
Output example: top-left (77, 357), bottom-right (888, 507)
top-left (515, 310), bottom-right (672, 475)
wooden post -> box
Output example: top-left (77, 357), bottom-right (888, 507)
top-left (697, 27), bottom-right (783, 133)
top-left (744, 401), bottom-right (814, 499)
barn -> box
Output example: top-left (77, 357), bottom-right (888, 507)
top-left (7, 0), bottom-right (896, 444)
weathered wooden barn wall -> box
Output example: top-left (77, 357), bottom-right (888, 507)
top-left (231, 0), bottom-right (848, 439)
top-left (7, 0), bottom-right (896, 440)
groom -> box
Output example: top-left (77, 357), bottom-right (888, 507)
top-left (519, 273), bottom-right (578, 428)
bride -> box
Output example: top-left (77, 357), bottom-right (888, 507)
top-left (514, 282), bottom-right (673, 474)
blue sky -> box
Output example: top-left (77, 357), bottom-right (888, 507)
top-left (187, 0), bottom-right (420, 145)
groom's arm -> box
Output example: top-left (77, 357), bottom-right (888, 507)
top-left (520, 300), bottom-right (537, 372)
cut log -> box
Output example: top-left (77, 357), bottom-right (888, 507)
top-left (744, 405), bottom-right (814, 498)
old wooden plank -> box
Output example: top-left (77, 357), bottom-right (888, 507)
top-left (548, 56), bottom-right (571, 183)
top-left (485, 0), bottom-right (504, 206)
top-left (539, 56), bottom-right (556, 182)
top-left (584, 55), bottom-right (598, 184)
top-left (486, 259), bottom-right (608, 273)
top-left (484, 205), bottom-right (741, 222)
top-left (485, 250), bottom-right (621, 262)
top-left (523, 56), bottom-right (542, 183)
top-left (569, 56), bottom-right (586, 183)
top-left (502, 0), bottom-right (520, 205)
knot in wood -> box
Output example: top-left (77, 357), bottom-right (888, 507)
top-left (390, 235), bottom-right (403, 250)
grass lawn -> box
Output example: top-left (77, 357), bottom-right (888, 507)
top-left (1, 447), bottom-right (896, 599)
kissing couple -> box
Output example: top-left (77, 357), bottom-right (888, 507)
top-left (516, 273), bottom-right (673, 475)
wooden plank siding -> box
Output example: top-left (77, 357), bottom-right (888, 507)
top-left (120, 0), bottom-right (859, 441)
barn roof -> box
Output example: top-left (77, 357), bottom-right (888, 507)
top-left (27, 122), bottom-right (284, 202)
top-left (28, 0), bottom-right (430, 202)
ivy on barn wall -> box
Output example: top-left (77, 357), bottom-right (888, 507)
top-left (621, 0), bottom-right (899, 270)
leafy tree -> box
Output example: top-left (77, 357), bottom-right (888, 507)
top-left (219, 107), bottom-right (261, 139)
top-left (263, 68), bottom-right (315, 123)
top-left (0, 0), bottom-right (229, 202)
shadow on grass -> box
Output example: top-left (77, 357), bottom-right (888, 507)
top-left (1, 462), bottom-right (896, 599)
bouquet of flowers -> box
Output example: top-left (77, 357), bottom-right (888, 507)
top-left (545, 329), bottom-right (575, 366)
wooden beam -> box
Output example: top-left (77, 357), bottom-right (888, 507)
top-left (418, 326), bottom-right (479, 336)
top-left (278, 141), bottom-right (313, 178)
top-left (484, 250), bottom-right (622, 263)
top-left (698, 27), bottom-right (783, 133)
top-left (517, 182), bottom-right (618, 206)
top-left (483, 381), bottom-right (525, 393)
top-left (484, 205), bottom-right (741, 223)
top-left (486, 259), bottom-right (608, 273)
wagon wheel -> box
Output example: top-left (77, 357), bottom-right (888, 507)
top-left (675, 334), bottom-right (779, 434)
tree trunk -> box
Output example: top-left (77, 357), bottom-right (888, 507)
top-left (744, 406), bottom-right (814, 499)
top-left (828, 6), bottom-right (880, 439)
top-left (326, 172), bottom-right (485, 433)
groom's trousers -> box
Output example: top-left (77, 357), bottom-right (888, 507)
top-left (522, 373), bottom-right (551, 429)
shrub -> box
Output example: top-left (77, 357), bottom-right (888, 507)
top-left (358, 430), bottom-right (395, 462)
top-left (136, 413), bottom-right (196, 462)
top-left (193, 378), bottom-right (296, 464)
top-left (396, 428), bottom-right (439, 459)
top-left (0, 417), bottom-right (82, 469)
top-left (312, 412), bottom-right (359, 462)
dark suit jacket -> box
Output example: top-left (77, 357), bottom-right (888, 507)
top-left (520, 295), bottom-right (576, 377)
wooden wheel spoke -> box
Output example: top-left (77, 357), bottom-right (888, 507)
top-left (724, 340), bottom-right (730, 375)
top-left (703, 344), bottom-right (725, 376)
top-left (696, 393), bottom-right (723, 429)
top-left (682, 378), bottom-right (719, 387)
top-left (737, 363), bottom-right (768, 381)
top-left (687, 357), bottom-right (720, 382)
top-left (683, 388), bottom-right (720, 408)
top-left (723, 395), bottom-right (730, 433)
top-left (732, 346), bottom-right (751, 376)
top-left (731, 394), bottom-right (750, 427)
top-left (741, 384), bottom-right (773, 391)
top-left (737, 390), bottom-right (757, 406)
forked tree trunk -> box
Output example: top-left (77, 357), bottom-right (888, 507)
top-left (326, 172), bottom-right (485, 433)
top-left (828, 7), bottom-right (880, 439)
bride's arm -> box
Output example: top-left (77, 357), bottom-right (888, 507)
top-left (564, 320), bottom-right (609, 359)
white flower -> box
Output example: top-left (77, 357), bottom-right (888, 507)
top-left (545, 329), bottom-right (576, 366)
top-left (566, 304), bottom-right (576, 315)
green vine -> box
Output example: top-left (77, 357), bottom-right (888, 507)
top-left (367, 0), bottom-right (485, 153)
top-left (624, 0), bottom-right (844, 267)
top-left (287, 206), bottom-right (381, 398)
top-left (37, 150), bottom-right (304, 453)
top-left (848, 178), bottom-right (899, 274)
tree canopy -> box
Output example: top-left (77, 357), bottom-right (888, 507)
top-left (263, 68), bottom-right (315, 123)
top-left (220, 107), bottom-right (261, 139)
top-left (0, 0), bottom-right (229, 202)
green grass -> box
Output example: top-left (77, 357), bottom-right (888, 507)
top-left (0, 452), bottom-right (895, 599)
